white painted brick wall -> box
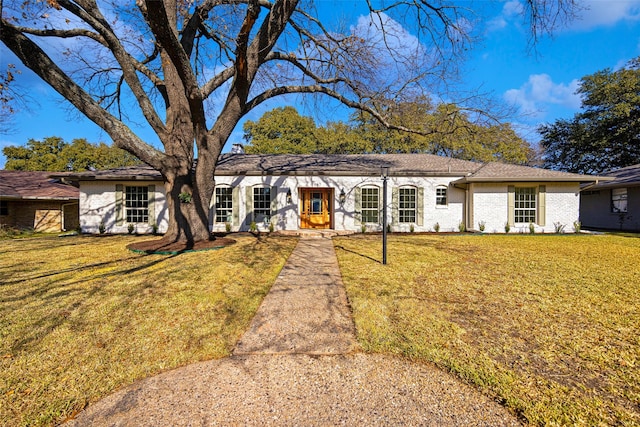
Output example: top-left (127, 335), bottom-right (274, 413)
top-left (80, 176), bottom-right (581, 234)
top-left (472, 182), bottom-right (580, 233)
top-left (80, 181), bottom-right (168, 234)
top-left (213, 175), bottom-right (466, 233)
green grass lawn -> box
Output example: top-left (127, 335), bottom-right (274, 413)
top-left (334, 233), bottom-right (640, 426)
top-left (0, 234), bottom-right (297, 426)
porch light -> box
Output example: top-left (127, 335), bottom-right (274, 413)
top-left (286, 189), bottom-right (292, 204)
top-left (339, 188), bottom-right (346, 206)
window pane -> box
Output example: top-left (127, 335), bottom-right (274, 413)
top-left (215, 187), bottom-right (233, 223)
top-left (436, 187), bottom-right (447, 205)
top-left (399, 188), bottom-right (416, 223)
top-left (361, 187), bottom-right (379, 223)
top-left (311, 192), bottom-right (323, 214)
top-left (125, 186), bottom-right (148, 223)
top-left (253, 187), bottom-right (271, 222)
top-left (611, 188), bottom-right (628, 213)
top-left (514, 187), bottom-right (536, 223)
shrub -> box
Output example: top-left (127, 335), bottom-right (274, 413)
top-left (99, 221), bottom-right (106, 234)
top-left (249, 221), bottom-right (257, 232)
top-left (361, 223), bottom-right (367, 233)
top-left (152, 223), bottom-right (159, 235)
top-left (458, 221), bottom-right (466, 232)
top-left (128, 223), bottom-right (135, 234)
top-left (573, 220), bottom-right (582, 233)
top-left (410, 224), bottom-right (415, 233)
top-left (434, 222), bottom-right (440, 233)
top-left (478, 221), bottom-right (486, 232)
top-left (529, 223), bottom-right (536, 234)
top-left (504, 222), bottom-right (510, 233)
top-left (553, 222), bottom-right (566, 234)
top-left (225, 222), bottom-right (232, 233)
top-left (268, 221), bottom-right (275, 233)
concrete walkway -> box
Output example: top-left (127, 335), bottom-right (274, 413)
top-left (234, 238), bottom-right (358, 356)
top-left (68, 237), bottom-right (520, 426)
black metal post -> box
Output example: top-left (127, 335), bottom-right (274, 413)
top-left (382, 167), bottom-right (388, 265)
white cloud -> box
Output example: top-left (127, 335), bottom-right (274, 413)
top-left (504, 74), bottom-right (581, 118)
top-left (486, 0), bottom-right (640, 33)
top-left (571, 0), bottom-right (640, 30)
top-left (351, 12), bottom-right (424, 57)
top-left (503, 1), bottom-right (525, 17)
top-left (486, 0), bottom-right (525, 33)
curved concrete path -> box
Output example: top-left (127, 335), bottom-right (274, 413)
top-left (68, 237), bottom-right (520, 426)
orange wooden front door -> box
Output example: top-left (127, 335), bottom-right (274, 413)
top-left (300, 188), bottom-right (332, 229)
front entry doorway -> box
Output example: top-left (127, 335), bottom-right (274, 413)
top-left (300, 188), bottom-right (333, 229)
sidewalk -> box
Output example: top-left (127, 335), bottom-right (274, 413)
top-left (67, 237), bottom-right (520, 426)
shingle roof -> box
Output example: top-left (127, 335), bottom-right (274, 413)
top-left (452, 162), bottom-right (611, 183)
top-left (587, 164), bottom-right (640, 189)
top-left (215, 154), bottom-right (482, 175)
top-left (53, 153), bottom-right (606, 183)
top-left (0, 170), bottom-right (79, 200)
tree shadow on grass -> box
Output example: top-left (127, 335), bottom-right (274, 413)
top-left (1, 250), bottom-right (184, 355)
top-left (334, 245), bottom-right (382, 264)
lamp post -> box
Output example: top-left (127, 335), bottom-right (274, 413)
top-left (381, 166), bottom-right (389, 265)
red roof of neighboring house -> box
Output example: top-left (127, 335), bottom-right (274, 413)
top-left (0, 170), bottom-right (79, 200)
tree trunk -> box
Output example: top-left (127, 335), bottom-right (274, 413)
top-left (162, 171), bottom-right (213, 245)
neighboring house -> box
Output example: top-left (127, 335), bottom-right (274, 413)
top-left (0, 170), bottom-right (79, 232)
top-left (580, 163), bottom-right (640, 232)
top-left (57, 153), bottom-right (607, 235)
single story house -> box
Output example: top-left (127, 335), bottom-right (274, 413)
top-left (0, 170), bottom-right (79, 232)
top-left (56, 153), bottom-right (609, 235)
top-left (580, 163), bottom-right (640, 232)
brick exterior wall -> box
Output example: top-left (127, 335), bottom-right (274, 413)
top-left (78, 177), bottom-right (584, 234)
top-left (0, 200), bottom-right (79, 232)
top-left (472, 183), bottom-right (580, 233)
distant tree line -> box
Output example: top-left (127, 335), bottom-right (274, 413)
top-left (243, 101), bottom-right (534, 165)
top-left (3, 136), bottom-right (141, 171)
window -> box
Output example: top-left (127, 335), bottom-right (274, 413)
top-left (125, 186), bottom-right (149, 223)
top-left (399, 188), bottom-right (416, 223)
top-left (611, 188), bottom-right (628, 213)
top-left (215, 187), bottom-right (233, 223)
top-left (436, 186), bottom-right (447, 206)
top-left (361, 187), bottom-right (379, 223)
top-left (514, 187), bottom-right (536, 223)
top-left (0, 200), bottom-right (7, 216)
top-left (253, 187), bottom-right (272, 222)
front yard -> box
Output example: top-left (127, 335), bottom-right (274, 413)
top-left (2, 232), bottom-right (639, 426)
top-left (334, 234), bottom-right (640, 426)
top-left (0, 235), bottom-right (297, 426)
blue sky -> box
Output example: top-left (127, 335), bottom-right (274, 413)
top-left (1, 0), bottom-right (640, 168)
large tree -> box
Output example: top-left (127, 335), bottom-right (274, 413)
top-left (539, 57), bottom-right (640, 174)
top-left (3, 136), bottom-right (141, 171)
top-left (243, 106), bottom-right (318, 154)
top-left (1, 0), bottom-right (577, 244)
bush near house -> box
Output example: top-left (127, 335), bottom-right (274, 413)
top-left (334, 234), bottom-right (640, 426)
top-left (0, 235), bottom-right (297, 426)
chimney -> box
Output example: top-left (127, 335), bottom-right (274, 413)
top-left (231, 143), bottom-right (245, 154)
